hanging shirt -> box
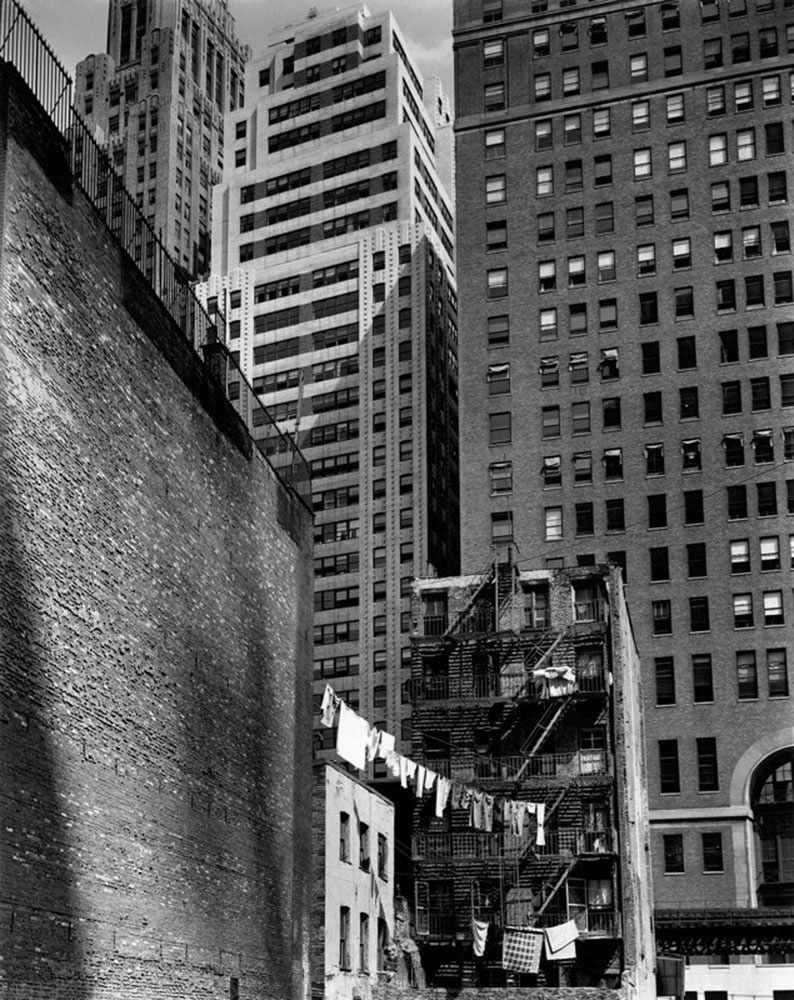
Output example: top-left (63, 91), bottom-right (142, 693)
top-left (470, 791), bottom-right (485, 829)
top-left (435, 776), bottom-right (452, 817)
top-left (320, 684), bottom-right (337, 728)
top-left (377, 731), bottom-right (396, 760)
top-left (336, 702), bottom-right (368, 770)
top-left (483, 794), bottom-right (494, 832)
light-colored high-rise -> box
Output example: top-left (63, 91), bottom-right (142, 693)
top-left (199, 3), bottom-right (460, 774)
top-left (75, 0), bottom-right (248, 277)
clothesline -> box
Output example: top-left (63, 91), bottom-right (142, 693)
top-left (320, 685), bottom-right (545, 844)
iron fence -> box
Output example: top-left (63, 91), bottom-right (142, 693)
top-left (0, 0), bottom-right (310, 508)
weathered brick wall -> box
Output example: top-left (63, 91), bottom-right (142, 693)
top-left (375, 987), bottom-right (626, 1000)
top-left (0, 67), bottom-right (313, 1000)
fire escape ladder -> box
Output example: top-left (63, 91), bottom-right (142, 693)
top-left (542, 784), bottom-right (567, 826)
top-left (518, 696), bottom-right (573, 762)
top-left (535, 858), bottom-right (577, 917)
top-left (442, 558), bottom-right (496, 638)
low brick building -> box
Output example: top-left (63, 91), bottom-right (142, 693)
top-left (0, 54), bottom-right (313, 1000)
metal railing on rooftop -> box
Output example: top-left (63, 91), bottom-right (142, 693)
top-left (0, 0), bottom-right (311, 509)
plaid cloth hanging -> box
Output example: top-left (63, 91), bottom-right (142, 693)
top-left (501, 926), bottom-right (544, 973)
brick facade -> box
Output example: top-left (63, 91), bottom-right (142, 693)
top-left (0, 66), bottom-right (313, 1000)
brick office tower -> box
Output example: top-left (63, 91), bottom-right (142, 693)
top-left (452, 0), bottom-right (794, 994)
top-left (198, 3), bottom-right (460, 774)
top-left (75, 0), bottom-right (248, 277)
top-left (410, 564), bottom-right (655, 994)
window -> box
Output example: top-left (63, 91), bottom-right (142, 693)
top-left (650, 546), bottom-right (670, 581)
top-left (564, 113), bottom-right (581, 145)
top-left (605, 498), bottom-right (625, 531)
top-left (575, 502), bottom-right (594, 536)
top-left (535, 119), bottom-right (552, 151)
top-left (704, 38), bottom-right (723, 69)
top-left (562, 68), bottom-right (580, 96)
top-left (684, 489), bottom-right (704, 524)
top-left (737, 128), bottom-right (756, 161)
top-left (665, 46), bottom-right (683, 77)
top-left (760, 536), bottom-right (780, 571)
top-left (571, 401), bottom-right (590, 434)
top-left (542, 405), bottom-right (561, 438)
top-left (604, 447), bottom-right (623, 480)
top-left (602, 396), bottom-right (621, 427)
top-left (751, 377), bottom-right (771, 412)
top-left (712, 181), bottom-right (730, 213)
top-left (742, 225), bottom-right (762, 260)
top-left (536, 166), bottom-right (553, 196)
top-left (642, 342), bottom-right (660, 374)
top-left (717, 280), bottom-right (736, 312)
top-left (489, 460), bottom-right (513, 495)
top-left (746, 275), bottom-right (765, 308)
top-left (339, 907), bottom-right (351, 969)
top-left (758, 481), bottom-right (778, 516)
top-left (668, 141), bottom-right (687, 173)
top-left (573, 452), bottom-right (592, 483)
top-left (707, 85), bottom-right (725, 116)
top-left (340, 812), bottom-right (350, 862)
top-left (538, 212), bottom-right (555, 243)
top-left (545, 506), bottom-right (562, 540)
top-left (664, 834), bottom-right (685, 873)
top-left (359, 913), bottom-right (369, 972)
top-left (648, 494), bottom-right (668, 529)
top-left (709, 134), bottom-right (728, 166)
top-left (640, 292), bottom-right (658, 325)
top-left (659, 739), bottom-right (680, 792)
top-left (759, 26), bottom-right (778, 58)
top-left (487, 268), bottom-right (508, 298)
top-left (737, 651), bottom-right (758, 699)
top-left (688, 543), bottom-right (708, 578)
top-left (599, 299), bottom-right (617, 331)
top-left (636, 195), bottom-right (654, 227)
top-left (377, 833), bottom-right (388, 880)
top-left (720, 329), bottom-right (739, 363)
top-left (681, 439), bottom-right (701, 471)
top-left (703, 833), bottom-right (724, 873)
top-left (775, 271), bottom-right (794, 304)
top-left (728, 485), bottom-right (748, 520)
top-left (693, 654), bottom-right (714, 700)
top-left (779, 322), bottom-right (794, 355)
top-left (565, 160), bottom-right (583, 193)
top-left (646, 443), bottom-right (665, 477)
top-left (627, 8), bottom-right (646, 37)
top-left (644, 391), bottom-right (663, 424)
top-left (740, 175), bottom-right (760, 208)
top-left (489, 411), bottom-right (511, 445)
top-left (566, 207), bottom-right (584, 240)
top-left (539, 260), bottom-right (556, 292)
top-left (485, 127), bottom-right (505, 158)
top-left (763, 590), bottom-right (784, 626)
top-left (673, 238), bottom-right (691, 270)
top-left (590, 17), bottom-right (607, 45)
top-left (486, 220), bottom-right (508, 251)
top-left (488, 314), bottom-right (509, 347)
top-left (491, 511), bottom-right (514, 544)
top-left (678, 337), bottom-right (697, 369)
top-left (731, 539), bottom-right (751, 574)
top-left (630, 53), bottom-right (648, 82)
top-left (734, 80), bottom-right (753, 112)
top-left (591, 60), bottom-right (609, 89)
top-left (487, 362), bottom-right (510, 395)
top-left (733, 592), bottom-right (754, 628)
top-left (732, 32), bottom-right (750, 63)
top-left (599, 348), bottom-right (619, 380)
top-left (534, 72), bottom-right (551, 102)
top-left (771, 221), bottom-right (790, 254)
top-left (533, 27), bottom-right (549, 56)
top-left (762, 75), bottom-right (781, 107)
top-left (483, 38), bottom-right (504, 67)
top-left (690, 597), bottom-right (711, 633)
top-left (753, 429), bottom-right (775, 464)
top-left (782, 374), bottom-right (794, 407)
top-left (638, 244), bottom-right (656, 276)
top-left (486, 173), bottom-right (507, 203)
top-left (484, 82), bottom-right (505, 112)
top-left (680, 386), bottom-right (699, 419)
top-left (769, 171), bottom-right (788, 205)
top-left (656, 657), bottom-right (676, 705)
top-left (539, 308), bottom-right (557, 341)
top-left (542, 455), bottom-right (562, 488)
top-left (593, 107), bottom-right (610, 137)
top-left (595, 202), bottom-right (614, 234)
top-left (594, 155), bottom-right (612, 186)
top-left (634, 148), bottom-right (652, 178)
top-left (697, 737), bottom-right (719, 791)
top-left (767, 649), bottom-right (789, 697)
top-left (568, 255), bottom-right (586, 287)
top-left (766, 122), bottom-right (785, 156)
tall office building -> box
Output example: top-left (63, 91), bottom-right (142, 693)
top-left (198, 3), bottom-right (460, 770)
top-left (75, 0), bottom-right (248, 277)
top-left (453, 0), bottom-right (794, 993)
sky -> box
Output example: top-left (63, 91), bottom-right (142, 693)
top-left (24, 0), bottom-right (455, 103)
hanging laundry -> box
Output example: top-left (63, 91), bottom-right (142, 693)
top-left (435, 776), bottom-right (451, 817)
top-left (377, 731), bottom-right (396, 760)
top-left (423, 769), bottom-right (437, 793)
top-left (336, 702), bottom-right (369, 770)
top-left (502, 927), bottom-right (544, 973)
top-left (535, 802), bottom-right (546, 847)
top-left (544, 919), bottom-right (578, 961)
top-left (320, 684), bottom-right (337, 728)
top-left (406, 759), bottom-right (418, 783)
top-left (483, 794), bottom-right (494, 832)
top-left (510, 800), bottom-right (526, 837)
top-left (501, 798), bottom-right (511, 827)
top-left (366, 725), bottom-right (382, 762)
top-left (416, 765), bottom-right (427, 796)
top-left (385, 750), bottom-right (401, 779)
top-left (471, 919), bottom-right (489, 958)
top-left (459, 786), bottom-right (473, 810)
top-left (470, 791), bottom-right (485, 830)
top-left (451, 784), bottom-right (464, 810)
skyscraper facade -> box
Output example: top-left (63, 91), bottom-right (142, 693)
top-left (453, 0), bottom-right (794, 991)
top-left (75, 0), bottom-right (248, 277)
top-left (198, 3), bottom-right (460, 769)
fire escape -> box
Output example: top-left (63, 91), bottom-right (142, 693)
top-left (410, 560), bottom-right (621, 986)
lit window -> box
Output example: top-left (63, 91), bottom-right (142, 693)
top-left (487, 268), bottom-right (508, 298)
top-left (736, 128), bottom-right (755, 160)
top-left (633, 148), bottom-right (652, 178)
top-left (709, 134), bottom-right (728, 165)
top-left (544, 506), bottom-right (563, 540)
top-left (485, 174), bottom-right (506, 203)
top-left (668, 141), bottom-right (687, 172)
top-left (536, 166), bottom-right (553, 196)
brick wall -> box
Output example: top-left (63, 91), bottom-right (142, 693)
top-left (0, 66), bottom-right (313, 1000)
top-left (375, 987), bottom-right (626, 1000)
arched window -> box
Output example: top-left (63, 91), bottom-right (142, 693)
top-left (753, 749), bottom-right (794, 905)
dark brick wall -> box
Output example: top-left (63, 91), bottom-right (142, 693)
top-left (376, 987), bottom-right (626, 1000)
top-left (0, 68), bottom-right (313, 1000)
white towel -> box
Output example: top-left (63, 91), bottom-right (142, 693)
top-left (544, 919), bottom-right (579, 961)
top-left (435, 776), bottom-right (452, 817)
top-left (335, 702), bottom-right (369, 770)
top-left (535, 802), bottom-right (546, 847)
top-left (416, 765), bottom-right (427, 796)
top-left (472, 918), bottom-right (489, 957)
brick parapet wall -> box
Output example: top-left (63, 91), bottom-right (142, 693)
top-left (0, 66), bottom-right (313, 1000)
top-left (375, 987), bottom-right (627, 1000)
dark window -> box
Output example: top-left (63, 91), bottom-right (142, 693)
top-left (655, 657), bottom-right (676, 705)
top-left (650, 546), bottom-right (670, 581)
top-left (737, 651), bottom-right (758, 699)
top-left (693, 653), bottom-right (714, 699)
top-left (605, 498), bottom-right (624, 531)
top-left (727, 485), bottom-right (748, 520)
top-left (640, 292), bottom-right (658, 325)
top-left (664, 833), bottom-right (684, 873)
top-left (720, 329), bottom-right (739, 363)
top-left (690, 598), bottom-right (711, 633)
top-left (648, 494), bottom-right (668, 529)
top-left (678, 337), bottom-right (697, 370)
top-left (687, 543), bottom-right (707, 578)
top-left (696, 737), bottom-right (719, 791)
top-left (702, 833), bottom-right (724, 872)
top-left (684, 490), bottom-right (704, 524)
top-left (644, 391), bottom-right (663, 424)
top-left (642, 342), bottom-right (661, 374)
top-left (659, 739), bottom-right (680, 792)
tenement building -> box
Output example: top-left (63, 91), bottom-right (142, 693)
top-left (453, 0), bottom-right (794, 994)
top-left (75, 0), bottom-right (248, 276)
top-left (198, 3), bottom-right (460, 774)
top-left (409, 563), bottom-right (655, 994)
